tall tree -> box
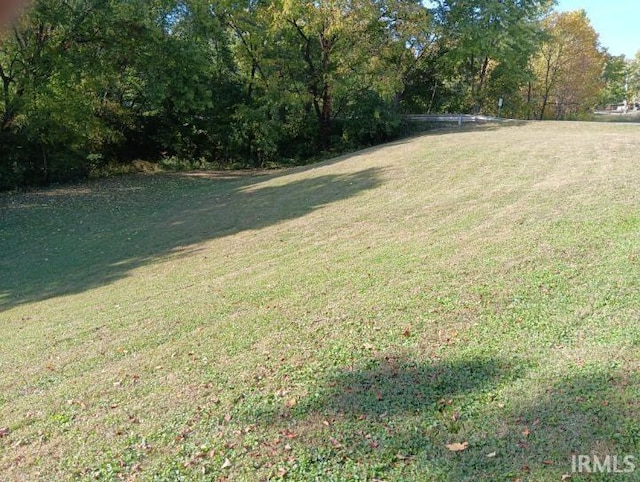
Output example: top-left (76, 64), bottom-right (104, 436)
top-left (0, 0), bottom-right (106, 186)
top-left (529, 10), bottom-right (605, 120)
top-left (225, 0), bottom-right (430, 160)
top-left (626, 52), bottom-right (640, 106)
top-left (0, 0), bottom-right (240, 187)
top-left (599, 53), bottom-right (628, 108)
top-left (429, 0), bottom-right (551, 114)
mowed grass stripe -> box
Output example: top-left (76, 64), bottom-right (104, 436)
top-left (1, 121), bottom-right (639, 480)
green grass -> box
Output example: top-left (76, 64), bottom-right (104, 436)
top-left (592, 111), bottom-right (640, 123)
top-left (1, 121), bottom-right (639, 481)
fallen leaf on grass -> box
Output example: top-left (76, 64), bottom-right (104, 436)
top-left (285, 398), bottom-right (297, 408)
top-left (542, 460), bottom-right (554, 465)
top-left (561, 474), bottom-right (571, 480)
top-left (67, 399), bottom-right (87, 409)
top-left (486, 452), bottom-right (497, 458)
top-left (329, 437), bottom-right (342, 448)
top-left (446, 442), bottom-right (468, 452)
top-left (221, 458), bottom-right (232, 469)
top-left (0, 427), bottom-right (9, 437)
top-left (522, 427), bottom-right (530, 437)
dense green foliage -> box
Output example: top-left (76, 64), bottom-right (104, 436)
top-left (0, 0), bottom-right (637, 189)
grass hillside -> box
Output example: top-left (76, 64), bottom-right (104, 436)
top-left (1, 121), bottom-right (639, 481)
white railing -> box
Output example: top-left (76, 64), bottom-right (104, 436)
top-left (404, 114), bottom-right (502, 125)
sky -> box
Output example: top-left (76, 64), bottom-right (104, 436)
top-left (556, 0), bottom-right (640, 58)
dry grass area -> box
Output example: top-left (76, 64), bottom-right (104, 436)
top-left (1, 121), bottom-right (639, 481)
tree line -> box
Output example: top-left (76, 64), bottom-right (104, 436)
top-left (0, 0), bottom-right (637, 189)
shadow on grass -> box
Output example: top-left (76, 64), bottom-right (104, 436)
top-left (305, 355), bottom-right (510, 417)
top-left (0, 118), bottom-right (531, 313)
top-left (423, 367), bottom-right (640, 482)
top-left (246, 355), bottom-right (517, 479)
top-left (0, 165), bottom-right (382, 311)
top-left (250, 355), bottom-right (640, 481)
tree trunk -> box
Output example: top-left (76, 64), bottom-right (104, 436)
top-left (0, 65), bottom-right (14, 130)
top-left (41, 144), bottom-right (49, 184)
top-left (248, 62), bottom-right (257, 99)
top-left (539, 95), bottom-right (548, 120)
top-left (526, 81), bottom-right (532, 120)
top-left (427, 80), bottom-right (437, 114)
top-left (476, 56), bottom-right (490, 113)
top-left (393, 91), bottom-right (402, 112)
top-left (320, 83), bottom-right (331, 150)
top-left (318, 32), bottom-right (333, 150)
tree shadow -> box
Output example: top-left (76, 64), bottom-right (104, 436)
top-left (250, 355), bottom-right (640, 481)
top-left (500, 369), bottom-right (639, 481)
top-left (0, 118), bottom-right (533, 313)
top-left (303, 355), bottom-right (510, 418)
top-left (438, 368), bottom-right (640, 481)
top-left (247, 354), bottom-right (520, 479)
top-left (0, 165), bottom-right (382, 311)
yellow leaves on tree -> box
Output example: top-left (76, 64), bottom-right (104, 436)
top-left (529, 10), bottom-right (605, 120)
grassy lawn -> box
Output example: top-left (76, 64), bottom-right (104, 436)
top-left (1, 121), bottom-right (639, 481)
top-left (592, 112), bottom-right (640, 123)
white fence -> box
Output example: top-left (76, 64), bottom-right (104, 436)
top-left (404, 114), bottom-right (501, 125)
